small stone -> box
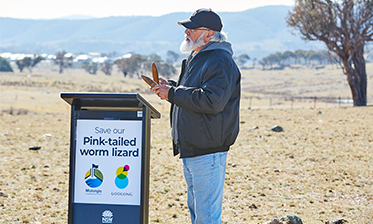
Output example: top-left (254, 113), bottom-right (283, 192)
top-left (232, 164), bottom-right (237, 168)
top-left (249, 203), bottom-right (258, 209)
top-left (3, 134), bottom-right (9, 137)
top-left (43, 134), bottom-right (52, 137)
top-left (268, 219), bottom-right (283, 224)
top-left (252, 126), bottom-right (259, 130)
top-left (280, 215), bottom-right (303, 224)
top-left (29, 146), bottom-right (41, 150)
top-left (271, 125), bottom-right (283, 132)
top-left (324, 219), bottom-right (348, 224)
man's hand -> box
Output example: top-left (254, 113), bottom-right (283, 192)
top-left (151, 84), bottom-right (171, 100)
top-left (158, 77), bottom-right (169, 85)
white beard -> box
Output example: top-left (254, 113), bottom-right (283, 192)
top-left (179, 31), bottom-right (206, 54)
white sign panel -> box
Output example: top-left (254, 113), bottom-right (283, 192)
top-left (74, 119), bottom-right (142, 206)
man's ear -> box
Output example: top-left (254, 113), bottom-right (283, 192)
top-left (206, 30), bottom-right (215, 38)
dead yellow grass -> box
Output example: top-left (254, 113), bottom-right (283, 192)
top-left (0, 64), bottom-right (372, 223)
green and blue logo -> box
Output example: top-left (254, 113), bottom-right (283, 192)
top-left (115, 165), bottom-right (130, 189)
top-left (85, 164), bottom-right (103, 188)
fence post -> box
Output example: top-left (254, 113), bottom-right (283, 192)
top-left (314, 96), bottom-right (317, 109)
top-left (270, 98), bottom-right (272, 108)
top-left (291, 97), bottom-right (294, 110)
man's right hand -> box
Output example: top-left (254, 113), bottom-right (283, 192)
top-left (158, 77), bottom-right (170, 85)
top-left (151, 84), bottom-right (171, 101)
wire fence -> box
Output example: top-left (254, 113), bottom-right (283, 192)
top-left (151, 95), bottom-right (371, 113)
top-left (241, 96), bottom-right (371, 109)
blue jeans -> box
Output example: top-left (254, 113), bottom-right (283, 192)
top-left (182, 152), bottom-right (228, 224)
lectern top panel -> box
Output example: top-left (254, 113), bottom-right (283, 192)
top-left (60, 93), bottom-right (160, 119)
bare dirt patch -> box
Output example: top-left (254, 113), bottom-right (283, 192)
top-left (0, 65), bottom-right (372, 223)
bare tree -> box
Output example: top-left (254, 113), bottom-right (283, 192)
top-left (287, 0), bottom-right (373, 106)
top-left (53, 51), bottom-right (73, 74)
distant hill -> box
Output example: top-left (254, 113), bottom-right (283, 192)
top-left (0, 5), bottom-right (325, 60)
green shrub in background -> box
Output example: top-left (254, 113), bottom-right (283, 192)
top-left (0, 57), bottom-right (13, 72)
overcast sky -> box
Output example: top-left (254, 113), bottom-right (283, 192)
top-left (0, 0), bottom-right (295, 19)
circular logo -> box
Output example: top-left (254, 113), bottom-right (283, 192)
top-left (85, 164), bottom-right (103, 188)
top-left (102, 210), bottom-right (113, 223)
top-left (115, 165), bottom-right (130, 189)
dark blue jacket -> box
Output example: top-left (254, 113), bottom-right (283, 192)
top-left (168, 41), bottom-right (241, 158)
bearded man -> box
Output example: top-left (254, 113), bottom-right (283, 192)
top-left (152, 8), bottom-right (241, 224)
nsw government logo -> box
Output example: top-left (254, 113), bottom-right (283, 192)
top-left (102, 210), bottom-right (113, 223)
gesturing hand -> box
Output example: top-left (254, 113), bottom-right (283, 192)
top-left (158, 77), bottom-right (170, 85)
top-left (151, 84), bottom-right (171, 100)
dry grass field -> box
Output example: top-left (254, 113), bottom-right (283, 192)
top-left (0, 63), bottom-right (372, 223)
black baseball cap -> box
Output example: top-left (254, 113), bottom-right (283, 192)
top-left (178, 8), bottom-right (223, 32)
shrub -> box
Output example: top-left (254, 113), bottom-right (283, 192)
top-left (0, 57), bottom-right (13, 72)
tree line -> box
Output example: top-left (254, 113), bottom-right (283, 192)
top-left (81, 52), bottom-right (176, 78)
top-left (0, 50), bottom-right (261, 77)
top-left (0, 51), bottom-right (177, 79)
top-left (56, 51), bottom-right (177, 78)
top-left (0, 48), bottom-right (366, 75)
top-left (258, 49), bottom-right (336, 70)
top-left (0, 55), bottom-right (45, 73)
